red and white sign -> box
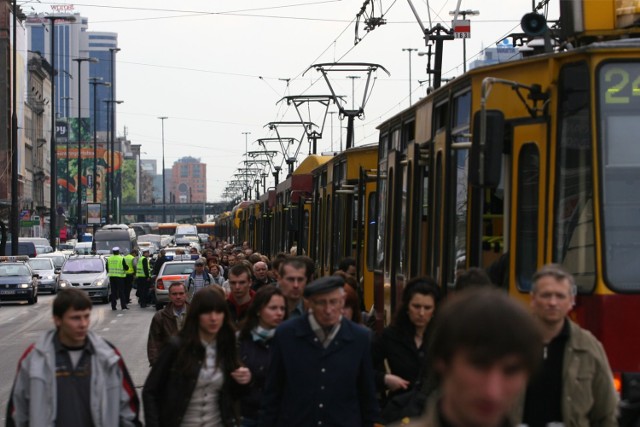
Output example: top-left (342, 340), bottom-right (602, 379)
top-left (453, 19), bottom-right (471, 38)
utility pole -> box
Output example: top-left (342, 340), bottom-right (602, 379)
top-left (158, 116), bottom-right (168, 222)
top-left (328, 111), bottom-right (336, 152)
top-left (242, 132), bottom-right (251, 200)
top-left (402, 48), bottom-right (418, 105)
top-left (346, 76), bottom-right (360, 110)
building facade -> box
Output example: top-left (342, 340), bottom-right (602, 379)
top-left (170, 157), bottom-right (206, 203)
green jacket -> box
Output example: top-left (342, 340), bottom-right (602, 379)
top-left (512, 319), bottom-right (618, 427)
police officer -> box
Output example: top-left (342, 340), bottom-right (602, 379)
top-left (107, 247), bottom-right (129, 311)
top-left (136, 249), bottom-right (152, 308)
top-left (123, 249), bottom-right (136, 305)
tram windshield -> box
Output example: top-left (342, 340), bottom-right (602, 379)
top-left (598, 61), bottom-right (640, 292)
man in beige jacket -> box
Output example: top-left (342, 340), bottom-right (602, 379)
top-left (516, 264), bottom-right (618, 427)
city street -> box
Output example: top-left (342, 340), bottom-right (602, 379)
top-left (0, 292), bottom-right (154, 423)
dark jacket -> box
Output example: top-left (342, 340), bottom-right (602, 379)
top-left (238, 335), bottom-right (273, 420)
top-left (372, 325), bottom-right (430, 401)
top-left (142, 336), bottom-right (240, 427)
top-left (259, 315), bottom-right (379, 427)
top-left (147, 303), bottom-right (188, 365)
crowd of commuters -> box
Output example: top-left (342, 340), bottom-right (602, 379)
top-left (5, 236), bottom-right (622, 427)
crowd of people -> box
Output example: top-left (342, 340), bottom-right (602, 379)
top-left (5, 238), bottom-right (621, 427)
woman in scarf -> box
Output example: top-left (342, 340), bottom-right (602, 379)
top-left (237, 286), bottom-right (287, 427)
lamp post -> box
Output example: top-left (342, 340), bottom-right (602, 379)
top-left (61, 96), bottom-right (73, 210)
top-left (105, 99), bottom-right (123, 224)
top-left (108, 47), bottom-right (120, 223)
top-left (72, 57), bottom-right (99, 238)
top-left (43, 14), bottom-right (75, 248)
top-left (449, 9), bottom-right (480, 73)
top-left (89, 78), bottom-right (110, 205)
top-left (158, 116), bottom-right (168, 222)
top-left (402, 48), bottom-right (418, 106)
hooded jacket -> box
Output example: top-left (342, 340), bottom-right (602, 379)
top-left (6, 329), bottom-right (140, 427)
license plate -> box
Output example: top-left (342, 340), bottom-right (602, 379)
top-left (0, 290), bottom-right (16, 295)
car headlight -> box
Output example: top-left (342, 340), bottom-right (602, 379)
top-left (59, 280), bottom-right (70, 288)
top-left (19, 283), bottom-right (30, 288)
top-left (91, 279), bottom-right (104, 287)
top-left (45, 275), bottom-right (54, 280)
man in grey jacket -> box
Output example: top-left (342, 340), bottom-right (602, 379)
top-left (6, 288), bottom-right (141, 427)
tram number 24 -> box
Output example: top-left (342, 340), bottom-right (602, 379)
top-left (604, 67), bottom-right (640, 104)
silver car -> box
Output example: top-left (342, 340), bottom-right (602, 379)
top-left (154, 260), bottom-right (195, 310)
top-left (58, 256), bottom-right (110, 303)
top-left (27, 258), bottom-right (58, 294)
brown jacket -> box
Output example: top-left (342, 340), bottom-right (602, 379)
top-left (512, 320), bottom-right (618, 427)
top-left (147, 302), bottom-right (189, 365)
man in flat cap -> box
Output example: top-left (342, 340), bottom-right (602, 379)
top-left (260, 276), bottom-right (379, 427)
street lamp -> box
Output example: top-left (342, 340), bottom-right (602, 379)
top-left (43, 14), bottom-right (75, 248)
top-left (61, 96), bottom-right (73, 210)
top-left (89, 78), bottom-right (110, 204)
top-left (108, 47), bottom-right (120, 223)
top-left (105, 99), bottom-right (123, 224)
top-left (449, 10), bottom-right (480, 73)
top-left (72, 57), bottom-right (99, 238)
top-left (402, 48), bottom-right (418, 106)
top-left (158, 116), bottom-right (168, 222)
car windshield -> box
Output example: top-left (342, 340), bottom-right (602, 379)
top-left (0, 265), bottom-right (30, 276)
top-left (95, 240), bottom-right (130, 254)
top-left (28, 259), bottom-right (53, 270)
top-left (161, 263), bottom-right (194, 276)
top-left (62, 258), bottom-right (104, 273)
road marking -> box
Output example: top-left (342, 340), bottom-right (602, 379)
top-left (110, 320), bottom-right (117, 324)
top-left (117, 314), bottom-right (123, 318)
top-left (102, 328), bottom-right (110, 331)
top-left (7, 317), bottom-right (15, 321)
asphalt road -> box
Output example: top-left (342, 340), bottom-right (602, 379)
top-left (0, 290), bottom-right (154, 423)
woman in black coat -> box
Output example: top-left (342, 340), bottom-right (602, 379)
top-left (372, 277), bottom-right (441, 408)
top-left (237, 286), bottom-right (286, 427)
top-left (143, 287), bottom-right (251, 427)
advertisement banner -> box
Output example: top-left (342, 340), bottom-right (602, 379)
top-left (87, 203), bottom-right (101, 224)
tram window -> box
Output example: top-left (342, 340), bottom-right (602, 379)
top-left (554, 62), bottom-right (595, 293)
top-left (380, 132), bottom-right (389, 159)
top-left (432, 153), bottom-right (443, 278)
top-left (376, 177), bottom-right (387, 270)
top-left (401, 120), bottom-right (415, 151)
top-left (385, 169), bottom-right (394, 272)
top-left (453, 91), bottom-right (471, 128)
top-left (516, 144), bottom-right (540, 292)
top-left (598, 61), bottom-right (640, 292)
top-left (398, 164), bottom-right (410, 277)
top-left (434, 102), bottom-right (448, 133)
top-left (392, 129), bottom-right (401, 151)
top-left (448, 149), bottom-right (469, 284)
top-left (325, 196), bottom-right (331, 268)
top-left (367, 191), bottom-right (377, 271)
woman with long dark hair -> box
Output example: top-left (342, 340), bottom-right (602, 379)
top-left (237, 286), bottom-right (287, 427)
top-left (372, 277), bottom-right (441, 417)
top-left (143, 287), bottom-right (251, 427)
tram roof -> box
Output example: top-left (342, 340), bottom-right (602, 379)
top-left (293, 155), bottom-right (333, 175)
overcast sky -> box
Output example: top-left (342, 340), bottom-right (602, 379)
top-left (29, 0), bottom-right (558, 201)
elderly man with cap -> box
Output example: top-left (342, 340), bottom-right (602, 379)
top-left (135, 248), bottom-right (152, 308)
top-left (260, 275), bottom-right (379, 427)
top-left (106, 247), bottom-right (129, 311)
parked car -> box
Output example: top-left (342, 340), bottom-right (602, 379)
top-left (58, 255), bottom-right (110, 303)
top-left (154, 257), bottom-right (195, 310)
top-left (27, 257), bottom-right (58, 294)
top-left (0, 256), bottom-right (39, 304)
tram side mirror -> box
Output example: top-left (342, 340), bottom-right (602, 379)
top-left (470, 110), bottom-right (505, 188)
